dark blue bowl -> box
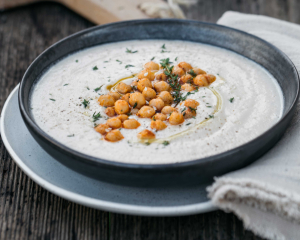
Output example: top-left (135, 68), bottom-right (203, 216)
top-left (19, 19), bottom-right (299, 187)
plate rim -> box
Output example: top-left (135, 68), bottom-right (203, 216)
top-left (0, 85), bottom-right (217, 216)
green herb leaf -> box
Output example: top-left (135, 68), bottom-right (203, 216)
top-left (93, 66), bottom-right (98, 70)
top-left (67, 134), bottom-right (75, 137)
top-left (49, 98), bottom-right (56, 101)
top-left (125, 65), bottom-right (135, 68)
top-left (161, 44), bottom-right (166, 49)
top-left (75, 60), bottom-right (78, 63)
top-left (151, 57), bottom-right (155, 61)
top-left (126, 48), bottom-right (138, 53)
top-left (145, 142), bottom-right (151, 146)
top-left (92, 112), bottom-right (102, 122)
top-left (162, 141), bottom-right (170, 146)
top-left (82, 99), bottom-right (89, 108)
top-left (175, 57), bottom-right (178, 61)
top-left (188, 69), bottom-right (197, 77)
top-left (186, 123), bottom-right (191, 126)
top-left (188, 106), bottom-right (197, 112)
top-left (209, 115), bottom-right (214, 118)
top-left (116, 60), bottom-right (122, 64)
top-left (94, 85), bottom-right (103, 92)
top-left (229, 97), bottom-right (234, 103)
top-left (133, 102), bottom-right (137, 108)
top-left (63, 84), bottom-right (69, 86)
top-left (86, 87), bottom-right (90, 90)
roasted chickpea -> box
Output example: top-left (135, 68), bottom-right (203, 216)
top-left (142, 87), bottom-right (156, 101)
top-left (150, 120), bottom-right (167, 131)
top-left (137, 106), bottom-right (156, 118)
top-left (129, 92), bottom-right (146, 109)
top-left (131, 108), bottom-right (139, 115)
top-left (155, 72), bottom-right (167, 81)
top-left (193, 67), bottom-right (206, 75)
top-left (105, 129), bottom-right (124, 142)
top-left (121, 93), bottom-right (130, 103)
top-left (161, 106), bottom-right (177, 115)
top-left (207, 74), bottom-right (216, 83)
top-left (149, 98), bottom-right (164, 111)
top-left (106, 117), bottom-right (122, 129)
top-left (95, 124), bottom-right (110, 135)
top-left (172, 65), bottom-right (185, 77)
top-left (158, 91), bottom-right (173, 105)
top-left (98, 94), bottom-right (115, 107)
top-left (137, 69), bottom-right (155, 81)
top-left (193, 75), bottom-right (209, 87)
top-left (123, 119), bottom-right (141, 129)
top-left (181, 83), bottom-right (196, 92)
top-left (153, 113), bottom-right (167, 121)
top-left (137, 129), bottom-right (156, 139)
top-left (105, 107), bottom-right (115, 117)
top-left (137, 78), bottom-right (152, 92)
top-left (131, 80), bottom-right (139, 87)
top-left (180, 74), bottom-right (193, 84)
top-left (178, 62), bottom-right (192, 72)
top-left (114, 100), bottom-right (130, 115)
top-left (183, 99), bottom-right (199, 109)
top-left (182, 108), bottom-right (196, 119)
top-left (154, 81), bottom-right (170, 92)
top-left (117, 114), bottom-right (129, 122)
top-left (144, 61), bottom-right (159, 70)
top-left (116, 82), bottom-right (132, 94)
top-left (169, 111), bottom-right (184, 125)
top-left (108, 92), bottom-right (121, 100)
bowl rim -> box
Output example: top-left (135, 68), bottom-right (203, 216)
top-left (19, 18), bottom-right (300, 170)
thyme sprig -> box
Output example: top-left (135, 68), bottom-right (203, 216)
top-left (82, 99), bottom-right (89, 108)
top-left (92, 112), bottom-right (102, 122)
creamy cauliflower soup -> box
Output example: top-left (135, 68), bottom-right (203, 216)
top-left (30, 40), bottom-right (283, 164)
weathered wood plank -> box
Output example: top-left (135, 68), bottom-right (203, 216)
top-left (1, 0), bottom-right (299, 239)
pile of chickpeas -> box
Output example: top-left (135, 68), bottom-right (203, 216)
top-left (94, 61), bottom-right (216, 142)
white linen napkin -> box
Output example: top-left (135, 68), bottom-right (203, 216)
top-left (207, 12), bottom-right (300, 240)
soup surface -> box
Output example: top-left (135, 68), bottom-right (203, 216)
top-left (30, 40), bottom-right (283, 164)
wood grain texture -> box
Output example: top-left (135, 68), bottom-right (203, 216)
top-left (1, 1), bottom-right (299, 239)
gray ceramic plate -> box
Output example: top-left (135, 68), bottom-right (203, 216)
top-left (0, 85), bottom-right (217, 216)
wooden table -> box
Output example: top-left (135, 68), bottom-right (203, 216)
top-left (1, 1), bottom-right (299, 239)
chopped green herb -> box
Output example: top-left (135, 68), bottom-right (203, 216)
top-left (86, 87), bottom-right (90, 90)
top-left (92, 112), bottom-right (102, 122)
top-left (93, 66), bottom-right (98, 70)
top-left (67, 134), bottom-right (75, 137)
top-left (75, 60), bottom-right (78, 63)
top-left (125, 64), bottom-right (135, 68)
top-left (175, 57), bottom-right (178, 61)
top-left (49, 98), bottom-right (56, 101)
top-left (188, 106), bottom-right (197, 112)
top-left (133, 102), bottom-right (137, 108)
top-left (63, 84), bottom-right (69, 86)
top-left (116, 60), bottom-right (122, 64)
top-left (181, 107), bottom-right (186, 113)
top-left (206, 106), bottom-right (212, 108)
top-left (229, 97), bottom-right (234, 103)
top-left (151, 57), bottom-right (155, 61)
top-left (162, 140), bottom-right (170, 146)
top-left (186, 123), bottom-right (191, 126)
top-left (82, 99), bottom-right (89, 108)
top-left (202, 96), bottom-right (206, 98)
top-left (161, 50), bottom-right (170, 53)
top-left (94, 85), bottom-right (103, 92)
top-left (188, 69), bottom-right (197, 77)
top-left (126, 48), bottom-right (138, 53)
top-left (209, 115), bottom-right (214, 118)
top-left (145, 142), bottom-right (151, 146)
top-left (104, 60), bottom-right (109, 63)
top-left (161, 44), bottom-right (166, 49)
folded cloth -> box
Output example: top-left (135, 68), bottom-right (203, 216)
top-left (207, 12), bottom-right (300, 240)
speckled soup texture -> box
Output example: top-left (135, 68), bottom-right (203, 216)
top-left (30, 40), bottom-right (283, 164)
